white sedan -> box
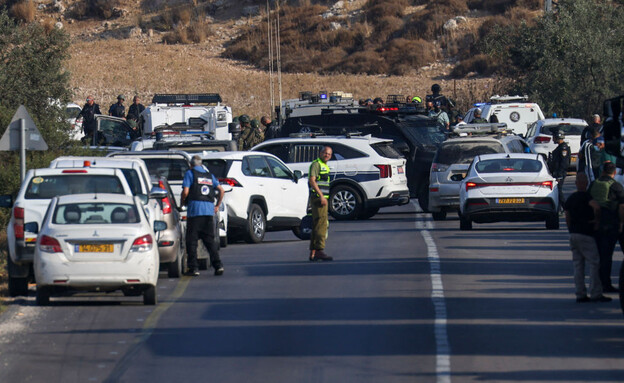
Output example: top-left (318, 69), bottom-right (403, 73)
top-left (34, 193), bottom-right (164, 305)
top-left (458, 153), bottom-right (559, 230)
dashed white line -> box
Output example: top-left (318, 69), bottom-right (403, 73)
top-left (414, 201), bottom-right (451, 383)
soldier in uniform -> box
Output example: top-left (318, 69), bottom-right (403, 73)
top-left (472, 108), bottom-right (488, 123)
top-left (238, 115), bottom-right (264, 150)
top-left (308, 146), bottom-right (333, 262)
top-left (108, 95), bottom-right (126, 118)
top-left (549, 130), bottom-right (571, 210)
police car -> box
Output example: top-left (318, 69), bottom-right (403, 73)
top-left (525, 118), bottom-right (588, 169)
top-left (464, 95), bottom-right (545, 137)
top-left (458, 153), bottom-right (559, 230)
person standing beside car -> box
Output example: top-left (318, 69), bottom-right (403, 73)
top-left (126, 95), bottom-right (145, 122)
top-left (78, 95), bottom-right (101, 143)
top-left (548, 130), bottom-right (570, 208)
top-left (581, 114), bottom-right (602, 146)
top-left (181, 155), bottom-right (225, 276)
top-left (308, 146), bottom-right (333, 262)
top-left (108, 95), bottom-right (126, 118)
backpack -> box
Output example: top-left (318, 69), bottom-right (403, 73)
top-left (590, 178), bottom-right (617, 210)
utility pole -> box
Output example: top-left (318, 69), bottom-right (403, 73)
top-left (267, 0), bottom-right (275, 117)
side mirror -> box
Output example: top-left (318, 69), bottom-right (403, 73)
top-left (24, 222), bottom-right (38, 234)
top-left (154, 220), bottom-right (167, 232)
top-left (293, 170), bottom-right (302, 182)
top-left (149, 187), bottom-right (167, 200)
top-left (138, 194), bottom-right (149, 205)
top-left (450, 174), bottom-right (464, 182)
top-left (0, 195), bottom-right (13, 208)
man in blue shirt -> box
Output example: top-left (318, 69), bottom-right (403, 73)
top-left (181, 155), bottom-right (225, 276)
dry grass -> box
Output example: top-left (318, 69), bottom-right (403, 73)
top-left (9, 0), bottom-right (36, 23)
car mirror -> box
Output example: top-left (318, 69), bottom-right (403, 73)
top-left (154, 220), bottom-right (167, 232)
top-left (24, 222), bottom-right (38, 234)
top-left (138, 194), bottom-right (149, 205)
top-left (0, 194), bottom-right (13, 208)
top-left (450, 174), bottom-right (464, 182)
top-left (149, 187), bottom-right (167, 200)
top-left (293, 170), bottom-right (302, 182)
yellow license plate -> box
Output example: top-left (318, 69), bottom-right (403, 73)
top-left (496, 198), bottom-right (525, 204)
top-left (77, 244), bottom-right (113, 253)
top-left (570, 156), bottom-right (577, 163)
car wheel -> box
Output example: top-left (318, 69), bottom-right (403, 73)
top-left (198, 258), bottom-right (208, 270)
top-left (7, 257), bottom-right (29, 297)
top-left (358, 207), bottom-right (379, 220)
top-left (417, 184), bottom-right (430, 213)
top-left (292, 226), bottom-right (309, 240)
top-left (167, 244), bottom-right (183, 278)
top-left (35, 286), bottom-right (50, 306)
top-left (143, 285), bottom-right (157, 305)
top-left (619, 263), bottom-right (624, 318)
top-left (432, 211), bottom-right (447, 221)
top-left (329, 185), bottom-right (362, 220)
top-left (245, 203), bottom-right (266, 243)
top-left (545, 214), bottom-right (560, 230)
top-left (459, 215), bottom-right (472, 230)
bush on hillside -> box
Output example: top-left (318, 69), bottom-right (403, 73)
top-left (9, 0), bottom-right (35, 23)
top-left (364, 0), bottom-right (409, 20)
top-left (70, 0), bottom-right (121, 20)
top-left (450, 54), bottom-right (500, 77)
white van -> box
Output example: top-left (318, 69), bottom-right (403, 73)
top-left (464, 95), bottom-right (545, 137)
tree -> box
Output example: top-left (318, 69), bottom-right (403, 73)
top-left (0, 10), bottom-right (72, 149)
top-left (483, 0), bottom-right (624, 118)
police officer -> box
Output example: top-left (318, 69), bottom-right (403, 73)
top-left (108, 95), bottom-right (126, 118)
top-left (180, 155), bottom-right (225, 276)
top-left (472, 108), bottom-right (488, 123)
top-left (549, 130), bottom-right (571, 209)
top-left (308, 146), bottom-right (333, 262)
top-left (78, 95), bottom-right (101, 143)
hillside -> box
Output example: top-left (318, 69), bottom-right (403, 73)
top-left (4, 0), bottom-right (542, 117)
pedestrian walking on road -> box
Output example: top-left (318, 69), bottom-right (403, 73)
top-left (564, 173), bottom-right (610, 302)
top-left (308, 146), bottom-right (333, 262)
top-left (181, 155), bottom-right (225, 276)
top-left (588, 162), bottom-right (624, 293)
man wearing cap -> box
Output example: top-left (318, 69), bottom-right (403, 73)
top-left (454, 114), bottom-right (466, 126)
top-left (78, 95), bottom-right (101, 143)
top-left (109, 95), bottom-right (126, 118)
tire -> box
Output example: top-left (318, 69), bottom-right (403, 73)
top-left (36, 286), bottom-right (50, 306)
top-left (245, 203), bottom-right (266, 243)
top-left (358, 207), bottom-right (379, 220)
top-left (459, 215), bottom-right (472, 230)
top-left (143, 285), bottom-right (157, 306)
top-left (198, 258), bottom-right (208, 270)
top-left (432, 211), bottom-right (447, 221)
top-left (7, 256), bottom-right (29, 297)
top-left (619, 263), bottom-right (624, 318)
top-left (292, 226), bottom-right (309, 240)
top-left (417, 184), bottom-right (430, 213)
top-left (545, 214), bottom-right (560, 230)
top-left (329, 185), bottom-right (362, 220)
top-left (167, 244), bottom-right (183, 278)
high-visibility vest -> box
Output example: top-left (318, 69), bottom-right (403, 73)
top-left (310, 158), bottom-right (330, 198)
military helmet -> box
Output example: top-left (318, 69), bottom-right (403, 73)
top-left (251, 119), bottom-right (260, 129)
top-left (431, 84), bottom-right (441, 93)
top-left (239, 115), bottom-right (250, 124)
top-left (117, 94), bottom-right (125, 100)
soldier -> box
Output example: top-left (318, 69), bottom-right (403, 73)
top-left (549, 130), bottom-right (571, 210)
top-left (471, 108), bottom-right (488, 123)
top-left (238, 115), bottom-right (264, 150)
top-left (108, 95), bottom-right (126, 118)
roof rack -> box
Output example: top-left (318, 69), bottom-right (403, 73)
top-left (151, 93), bottom-right (222, 105)
top-left (489, 95), bottom-right (529, 104)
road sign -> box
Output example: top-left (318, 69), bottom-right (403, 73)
top-left (0, 105), bottom-right (48, 151)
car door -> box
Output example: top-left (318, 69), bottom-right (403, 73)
top-left (241, 155), bottom-right (279, 218)
top-left (264, 155), bottom-right (308, 218)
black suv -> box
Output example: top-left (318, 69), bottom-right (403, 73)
top-left (277, 109), bottom-right (445, 210)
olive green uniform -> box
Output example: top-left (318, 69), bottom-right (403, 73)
top-left (238, 127), bottom-right (265, 151)
top-left (309, 159), bottom-right (330, 251)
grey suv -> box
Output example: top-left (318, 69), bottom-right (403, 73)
top-left (428, 125), bottom-right (530, 220)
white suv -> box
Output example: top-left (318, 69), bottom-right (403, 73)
top-left (199, 151), bottom-right (309, 243)
top-left (0, 167), bottom-right (133, 296)
top-left (252, 135), bottom-right (410, 220)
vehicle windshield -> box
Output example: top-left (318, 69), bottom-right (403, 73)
top-left (25, 175), bottom-right (125, 199)
top-left (53, 203), bottom-right (140, 224)
top-left (397, 116), bottom-right (446, 146)
top-left (202, 159), bottom-right (230, 178)
top-left (371, 142), bottom-right (403, 159)
top-left (475, 158), bottom-right (543, 173)
top-left (65, 106), bottom-right (81, 119)
top-left (541, 124), bottom-right (586, 135)
top-left (436, 141), bottom-right (504, 165)
top-left (141, 158), bottom-right (189, 181)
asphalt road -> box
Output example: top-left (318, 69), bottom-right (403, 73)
top-left (1, 188), bottom-right (623, 382)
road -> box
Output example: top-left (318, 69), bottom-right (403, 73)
top-left (0, 197), bottom-right (623, 382)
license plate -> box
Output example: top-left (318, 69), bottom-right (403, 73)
top-left (570, 156), bottom-right (577, 163)
top-left (496, 198), bottom-right (525, 204)
top-left (76, 244), bottom-right (113, 253)
top-left (397, 166), bottom-right (404, 174)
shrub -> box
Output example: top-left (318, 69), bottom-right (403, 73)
top-left (516, 0), bottom-right (543, 10)
top-left (9, 0), bottom-right (35, 23)
top-left (381, 38), bottom-right (439, 70)
top-left (70, 0), bottom-right (121, 20)
top-left (364, 0), bottom-right (408, 21)
top-left (187, 19), bottom-right (212, 43)
top-left (333, 50), bottom-right (389, 75)
top-left (481, 0), bottom-right (516, 13)
top-left (162, 26), bottom-right (190, 44)
top-left (450, 54), bottom-right (500, 77)
top-left (173, 6), bottom-right (193, 27)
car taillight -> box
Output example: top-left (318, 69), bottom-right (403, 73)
top-left (13, 207), bottom-right (24, 239)
top-left (131, 235), bottom-right (153, 252)
top-left (431, 163), bottom-right (449, 173)
top-left (534, 136), bottom-right (551, 144)
top-left (219, 178), bottom-right (242, 187)
top-left (541, 181), bottom-right (553, 190)
top-left (465, 182), bottom-right (478, 191)
top-left (39, 235), bottom-right (62, 253)
top-left (375, 165), bottom-right (392, 178)
top-left (158, 181), bottom-right (172, 214)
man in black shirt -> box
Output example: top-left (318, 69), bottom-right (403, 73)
top-left (126, 95), bottom-right (145, 122)
top-left (108, 95), bottom-right (126, 118)
top-left (564, 173), bottom-right (610, 302)
top-left (78, 95), bottom-right (101, 143)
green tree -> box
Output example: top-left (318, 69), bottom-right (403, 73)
top-left (483, 0), bottom-right (624, 118)
top-left (0, 10), bottom-right (72, 149)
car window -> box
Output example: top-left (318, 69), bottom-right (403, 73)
top-left (25, 175), bottom-right (125, 199)
top-left (258, 143), bottom-right (290, 162)
top-left (475, 158), bottom-right (543, 173)
top-left (371, 142), bottom-right (403, 159)
top-left (397, 116), bottom-right (446, 146)
top-left (53, 203), bottom-right (140, 224)
top-left (332, 143), bottom-right (366, 160)
top-left (98, 119), bottom-right (134, 147)
top-left (120, 169), bottom-right (142, 195)
top-left (504, 139), bottom-right (522, 153)
top-left (202, 159), bottom-right (230, 178)
top-left (541, 124), bottom-right (585, 135)
top-left (141, 158), bottom-right (189, 181)
top-left (242, 156), bottom-right (271, 177)
top-left (65, 106), bottom-right (81, 119)
top-left (292, 144), bottom-right (324, 163)
top-left (265, 156), bottom-right (293, 179)
top-left (526, 122), bottom-right (537, 138)
top-left (436, 141), bottom-right (504, 165)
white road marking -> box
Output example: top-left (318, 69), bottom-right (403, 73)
top-left (414, 201), bottom-right (451, 383)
